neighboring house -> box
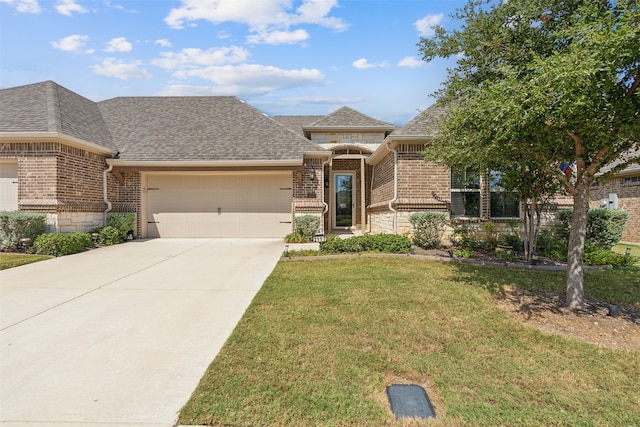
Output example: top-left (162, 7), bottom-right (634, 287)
top-left (1, 81), bottom-right (637, 243)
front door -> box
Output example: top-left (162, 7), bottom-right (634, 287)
top-left (333, 172), bottom-right (355, 229)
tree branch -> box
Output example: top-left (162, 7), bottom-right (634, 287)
top-left (626, 74), bottom-right (640, 99)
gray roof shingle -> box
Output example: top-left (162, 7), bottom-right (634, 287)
top-left (0, 81), bottom-right (115, 151)
top-left (391, 106), bottom-right (446, 138)
top-left (98, 96), bottom-right (326, 162)
top-left (305, 106), bottom-right (396, 130)
top-left (272, 115), bottom-right (324, 136)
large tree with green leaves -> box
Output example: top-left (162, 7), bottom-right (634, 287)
top-left (419, 0), bottom-right (639, 309)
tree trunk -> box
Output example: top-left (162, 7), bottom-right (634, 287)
top-left (566, 183), bottom-right (590, 309)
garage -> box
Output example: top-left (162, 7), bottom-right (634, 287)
top-left (144, 172), bottom-right (293, 238)
top-left (0, 161), bottom-right (18, 211)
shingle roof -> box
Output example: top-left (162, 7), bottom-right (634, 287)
top-left (0, 81), bottom-right (115, 151)
top-left (305, 106), bottom-right (396, 130)
top-left (391, 106), bottom-right (446, 138)
top-left (98, 97), bottom-right (326, 162)
top-left (272, 115), bottom-right (324, 136)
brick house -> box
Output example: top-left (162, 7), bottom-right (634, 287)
top-left (1, 81), bottom-right (638, 242)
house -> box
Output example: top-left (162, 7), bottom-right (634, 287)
top-left (1, 81), bottom-right (638, 243)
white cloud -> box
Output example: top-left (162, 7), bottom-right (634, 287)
top-left (352, 58), bottom-right (386, 70)
top-left (414, 13), bottom-right (443, 37)
top-left (51, 34), bottom-right (89, 52)
top-left (0, 0), bottom-right (41, 13)
top-left (246, 29), bottom-right (309, 45)
top-left (152, 46), bottom-right (249, 69)
top-left (105, 37), bottom-right (133, 52)
top-left (164, 0), bottom-right (347, 45)
top-left (91, 58), bottom-right (151, 80)
top-left (171, 64), bottom-right (324, 96)
top-left (397, 56), bottom-right (424, 68)
top-left (55, 0), bottom-right (87, 16)
top-left (155, 38), bottom-right (172, 48)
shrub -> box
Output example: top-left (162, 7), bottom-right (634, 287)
top-left (33, 232), bottom-right (92, 256)
top-left (480, 221), bottom-right (498, 251)
top-left (98, 226), bottom-right (123, 245)
top-left (284, 232), bottom-right (309, 243)
top-left (584, 245), bottom-right (638, 267)
top-left (409, 212), bottom-right (448, 249)
top-left (537, 228), bottom-right (568, 261)
top-left (498, 233), bottom-right (523, 252)
top-left (108, 213), bottom-right (135, 240)
top-left (0, 211), bottom-right (47, 252)
top-left (293, 215), bottom-right (322, 241)
top-left (320, 234), bottom-right (411, 254)
top-left (556, 208), bottom-right (629, 249)
top-left (451, 224), bottom-right (480, 250)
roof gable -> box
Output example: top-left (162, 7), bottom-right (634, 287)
top-left (0, 81), bottom-right (115, 151)
top-left (306, 106), bottom-right (396, 130)
top-left (391, 106), bottom-right (446, 138)
top-left (98, 96), bottom-right (326, 162)
top-left (272, 115), bottom-right (324, 136)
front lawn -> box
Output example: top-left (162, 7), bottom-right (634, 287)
top-left (0, 253), bottom-right (52, 270)
top-left (179, 258), bottom-right (640, 426)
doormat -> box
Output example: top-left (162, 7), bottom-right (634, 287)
top-left (386, 384), bottom-right (436, 419)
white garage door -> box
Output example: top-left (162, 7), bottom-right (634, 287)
top-left (0, 161), bottom-right (18, 211)
top-left (146, 173), bottom-right (293, 238)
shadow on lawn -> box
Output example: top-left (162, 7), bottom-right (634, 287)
top-left (443, 261), bottom-right (640, 324)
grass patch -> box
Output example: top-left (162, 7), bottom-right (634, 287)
top-left (613, 243), bottom-right (640, 265)
top-left (180, 258), bottom-right (640, 426)
top-left (0, 253), bottom-right (52, 270)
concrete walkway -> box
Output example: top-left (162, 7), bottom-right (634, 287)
top-left (0, 238), bottom-right (285, 427)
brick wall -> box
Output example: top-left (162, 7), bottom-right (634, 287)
top-left (108, 170), bottom-right (142, 236)
top-left (293, 159), bottom-right (325, 231)
top-left (590, 176), bottom-right (640, 243)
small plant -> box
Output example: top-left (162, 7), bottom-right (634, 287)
top-left (33, 232), bottom-right (92, 256)
top-left (409, 212), bottom-right (448, 249)
top-left (498, 233), bottom-right (523, 251)
top-left (480, 221), bottom-right (498, 251)
top-left (451, 224), bottom-right (480, 250)
top-left (284, 232), bottom-right (309, 243)
top-left (453, 248), bottom-right (471, 258)
top-left (0, 211), bottom-right (47, 252)
top-left (98, 226), bottom-right (123, 245)
top-left (497, 251), bottom-right (519, 262)
top-left (584, 245), bottom-right (638, 267)
top-left (108, 213), bottom-right (135, 241)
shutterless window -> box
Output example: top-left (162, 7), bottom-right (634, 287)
top-left (451, 169), bottom-right (480, 218)
top-left (623, 176), bottom-right (640, 184)
top-left (489, 171), bottom-right (520, 218)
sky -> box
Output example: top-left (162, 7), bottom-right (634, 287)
top-left (0, 0), bottom-right (467, 125)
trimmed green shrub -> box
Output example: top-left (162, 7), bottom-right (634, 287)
top-left (584, 245), bottom-right (638, 267)
top-left (33, 232), bottom-right (92, 256)
top-left (293, 215), bottom-right (322, 241)
top-left (284, 232), bottom-right (309, 243)
top-left (98, 226), bottom-right (123, 245)
top-left (451, 224), bottom-right (480, 250)
top-left (537, 228), bottom-right (568, 261)
top-left (320, 234), bottom-right (411, 254)
top-left (0, 211), bottom-right (47, 252)
top-left (409, 212), bottom-right (448, 249)
top-left (108, 212), bottom-right (135, 240)
top-left (557, 208), bottom-right (629, 249)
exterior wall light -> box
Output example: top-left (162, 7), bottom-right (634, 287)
top-left (309, 167), bottom-right (316, 181)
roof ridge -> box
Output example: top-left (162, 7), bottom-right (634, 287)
top-left (45, 81), bottom-right (62, 133)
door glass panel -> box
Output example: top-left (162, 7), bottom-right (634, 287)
top-left (335, 174), bottom-right (353, 227)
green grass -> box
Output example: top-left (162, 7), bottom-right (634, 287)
top-left (179, 258), bottom-right (640, 426)
top-left (0, 253), bottom-right (52, 270)
top-left (613, 243), bottom-right (640, 265)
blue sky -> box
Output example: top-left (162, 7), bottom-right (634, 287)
top-left (0, 0), bottom-right (467, 125)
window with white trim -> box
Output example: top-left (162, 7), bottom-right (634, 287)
top-left (623, 176), bottom-right (640, 184)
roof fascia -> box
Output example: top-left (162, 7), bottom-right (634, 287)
top-left (106, 159), bottom-right (304, 168)
top-left (303, 125), bottom-right (395, 133)
top-left (0, 132), bottom-right (115, 155)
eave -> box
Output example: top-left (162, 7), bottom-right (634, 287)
top-left (0, 132), bottom-right (115, 156)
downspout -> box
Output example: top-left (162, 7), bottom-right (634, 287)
top-left (103, 163), bottom-right (113, 226)
top-left (321, 157), bottom-right (331, 232)
top-left (384, 140), bottom-right (398, 234)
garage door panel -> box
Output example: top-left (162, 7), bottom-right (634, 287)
top-left (0, 162), bottom-right (19, 211)
top-left (146, 173), bottom-right (293, 238)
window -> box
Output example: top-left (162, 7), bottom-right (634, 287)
top-left (451, 169), bottom-right (480, 218)
top-left (489, 171), bottom-right (520, 218)
top-left (623, 176), bottom-right (640, 184)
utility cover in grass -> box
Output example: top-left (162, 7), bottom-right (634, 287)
top-left (386, 384), bottom-right (436, 419)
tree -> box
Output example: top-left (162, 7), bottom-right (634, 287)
top-left (419, 0), bottom-right (639, 308)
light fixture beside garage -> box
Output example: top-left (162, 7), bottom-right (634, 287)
top-left (309, 166), bottom-right (316, 181)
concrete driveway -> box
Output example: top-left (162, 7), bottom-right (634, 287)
top-left (0, 238), bottom-right (284, 427)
